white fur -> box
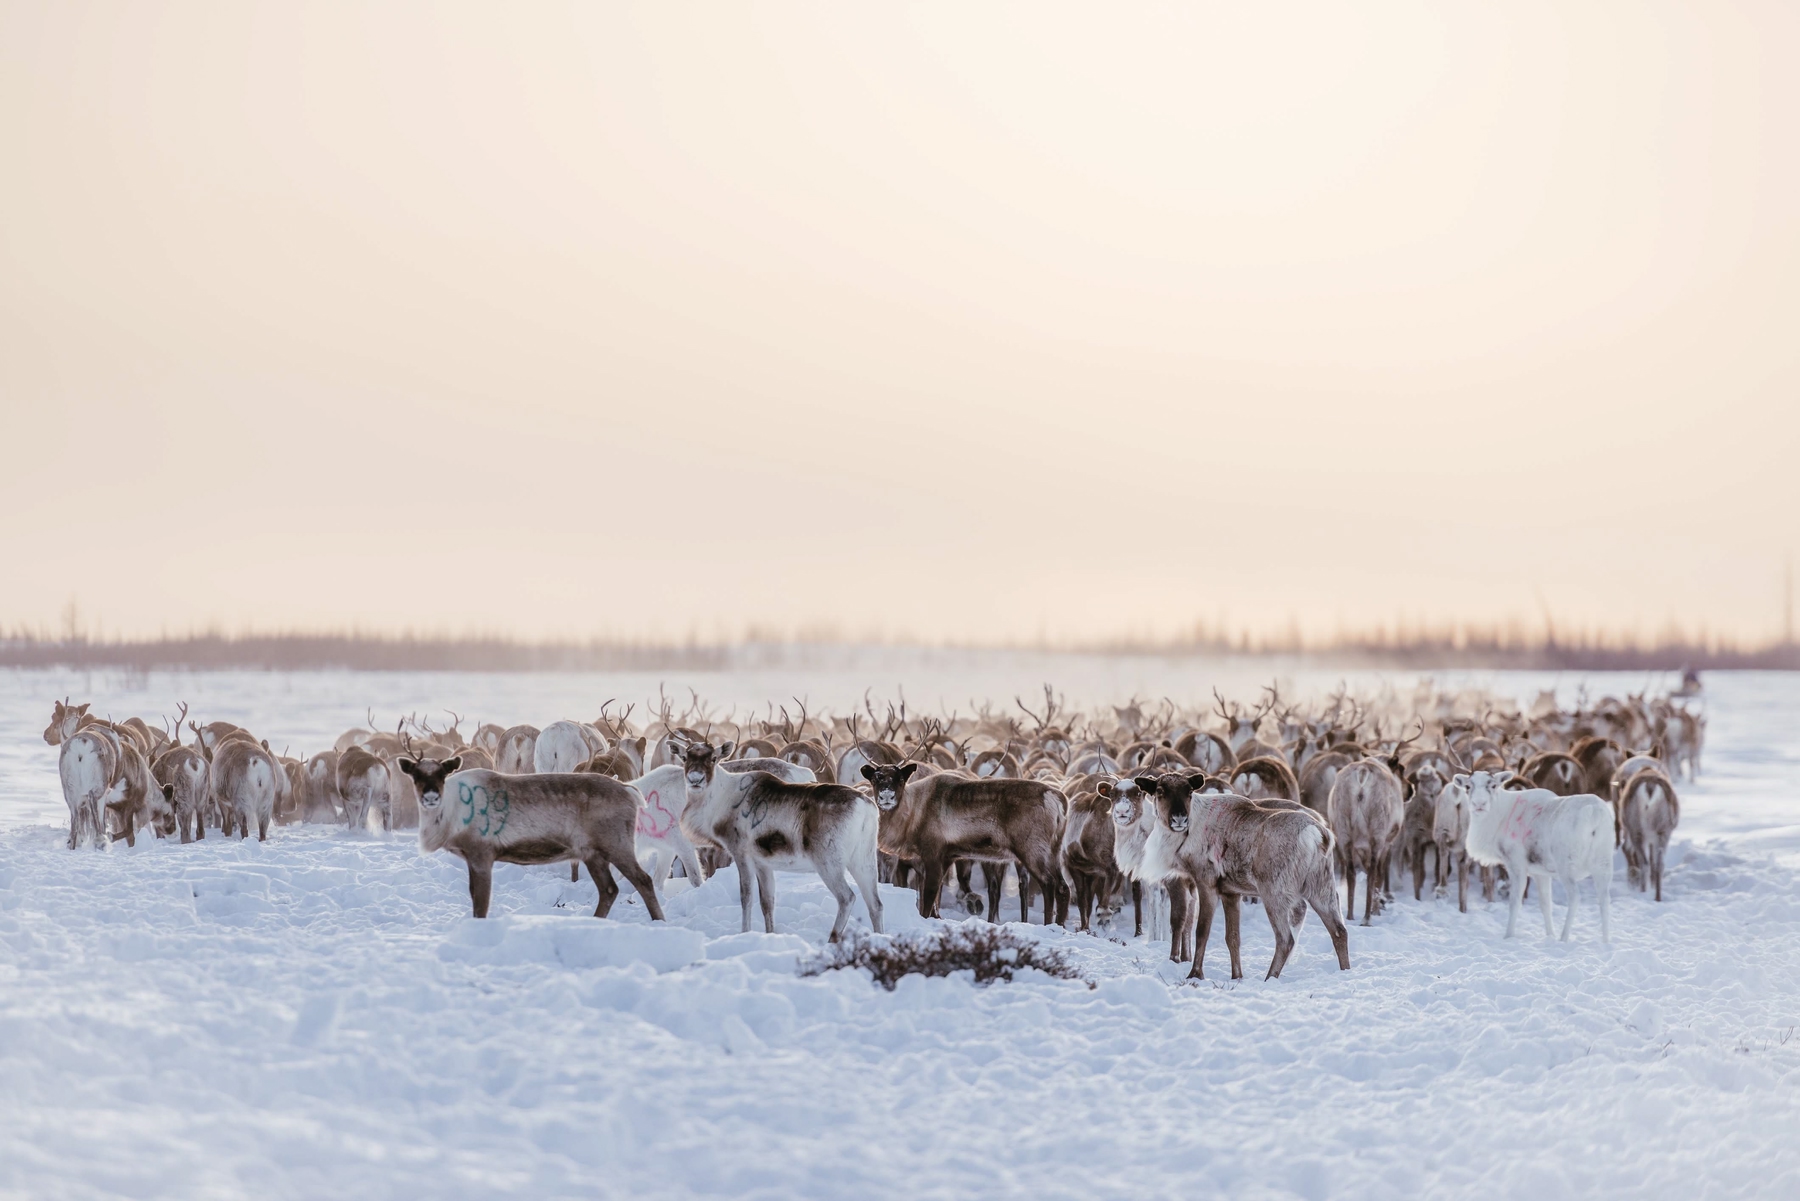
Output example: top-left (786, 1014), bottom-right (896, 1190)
top-left (1461, 771), bottom-right (1613, 942)
top-left (625, 765), bottom-right (710, 899)
top-left (534, 720), bottom-right (603, 773)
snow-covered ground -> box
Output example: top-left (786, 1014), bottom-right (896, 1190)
top-left (2, 663), bottom-right (1798, 1199)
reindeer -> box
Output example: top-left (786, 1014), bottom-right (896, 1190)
top-left (534, 719), bottom-right (605, 774)
top-left (1133, 771), bottom-right (1350, 980)
top-left (1461, 770), bottom-right (1612, 942)
top-left (211, 735), bottom-right (279, 842)
top-left (1060, 778), bottom-right (1123, 931)
top-left (399, 755), bottom-right (665, 921)
top-left (1327, 758), bottom-right (1405, 924)
top-left (301, 750), bottom-right (343, 823)
top-left (1618, 768), bottom-right (1678, 901)
top-left (675, 742), bottom-right (880, 940)
top-left (152, 711), bottom-right (209, 843)
top-left (494, 725), bottom-right (539, 774)
top-left (861, 762), bottom-right (1068, 925)
top-left (1229, 755), bottom-right (1300, 802)
top-left (1103, 776), bottom-right (1187, 950)
top-left (44, 701), bottom-right (165, 849)
top-left (337, 746), bottom-right (392, 833)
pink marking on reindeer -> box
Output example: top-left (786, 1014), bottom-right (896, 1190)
top-left (636, 787), bottom-right (678, 839)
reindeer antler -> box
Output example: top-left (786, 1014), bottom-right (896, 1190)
top-left (1212, 687), bottom-right (1235, 723)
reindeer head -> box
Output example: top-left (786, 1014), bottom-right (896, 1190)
top-left (1097, 777), bottom-right (1146, 828)
top-left (397, 755), bottom-right (464, 810)
top-left (860, 761), bottom-right (917, 810)
top-left (44, 700), bottom-right (88, 745)
top-left (1458, 769), bottom-right (1515, 820)
top-left (1132, 770), bottom-right (1211, 833)
top-left (679, 740), bottom-right (736, 790)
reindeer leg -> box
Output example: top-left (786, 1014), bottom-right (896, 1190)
top-left (613, 856), bottom-right (664, 922)
top-left (467, 858), bottom-right (495, 919)
top-left (679, 843), bottom-right (708, 890)
top-left (587, 858), bottom-right (621, 917)
top-left (1187, 889), bottom-right (1216, 979)
top-left (953, 860), bottom-right (977, 916)
top-left (1361, 860), bottom-right (1376, 927)
top-left (819, 859), bottom-right (857, 943)
top-left (1222, 893), bottom-right (1244, 980)
top-left (1307, 878), bottom-right (1352, 971)
top-left (1263, 894), bottom-right (1296, 980)
top-left (736, 854), bottom-right (756, 933)
top-left (1539, 873), bottom-right (1556, 939)
top-left (850, 847), bottom-right (884, 935)
top-left (916, 857), bottom-right (945, 920)
top-left (1132, 880), bottom-right (1143, 939)
top-left (1168, 881), bottom-right (1193, 963)
top-left (986, 863), bottom-right (1003, 924)
top-left (755, 861), bottom-right (779, 934)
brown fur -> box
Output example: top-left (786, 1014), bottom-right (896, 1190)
top-left (1521, 752), bottom-right (1585, 796)
top-left (153, 746), bottom-right (209, 842)
top-left (403, 759), bottom-right (665, 922)
top-left (864, 763), bottom-right (1069, 926)
top-left (678, 746), bottom-right (879, 939)
top-left (1231, 755), bottom-right (1301, 802)
top-left (1059, 781), bottom-right (1123, 931)
top-left (1327, 759), bottom-right (1404, 925)
top-left (1134, 772), bottom-right (1350, 981)
top-left (1618, 769), bottom-right (1679, 901)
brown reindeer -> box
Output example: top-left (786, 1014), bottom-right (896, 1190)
top-left (400, 756), bottom-right (665, 921)
top-left (1327, 759), bottom-right (1405, 924)
top-left (861, 763), bottom-right (1068, 925)
top-left (1060, 777), bottom-right (1124, 931)
top-left (1133, 771), bottom-right (1350, 980)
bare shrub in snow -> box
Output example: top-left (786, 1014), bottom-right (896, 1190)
top-left (800, 923), bottom-right (1090, 991)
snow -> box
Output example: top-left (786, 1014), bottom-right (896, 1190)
top-left (3, 663), bottom-right (1800, 1199)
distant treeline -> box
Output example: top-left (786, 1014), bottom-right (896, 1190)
top-left (2, 631), bottom-right (1797, 672)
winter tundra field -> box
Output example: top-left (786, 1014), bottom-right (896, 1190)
top-left (2, 659), bottom-right (1799, 1200)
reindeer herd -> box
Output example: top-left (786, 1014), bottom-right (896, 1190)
top-left (39, 680), bottom-right (1701, 979)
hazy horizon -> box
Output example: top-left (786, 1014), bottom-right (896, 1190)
top-left (5, 1), bottom-right (1798, 645)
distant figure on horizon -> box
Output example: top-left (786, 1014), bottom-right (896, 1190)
top-left (1674, 666), bottom-right (1703, 698)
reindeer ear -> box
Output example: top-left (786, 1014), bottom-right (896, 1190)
top-left (161, 783), bottom-right (175, 801)
top-left (1096, 781), bottom-right (1115, 798)
top-left (899, 762), bottom-right (918, 781)
top-left (860, 764), bottom-right (876, 781)
top-left (1495, 770), bottom-right (1516, 785)
top-left (1187, 772), bottom-right (1209, 789)
top-left (397, 758), bottom-right (420, 779)
top-left (718, 740), bottom-right (736, 760)
top-left (442, 756), bottom-right (462, 775)
top-left (1133, 776), bottom-right (1158, 794)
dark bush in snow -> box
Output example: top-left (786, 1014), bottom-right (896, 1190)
top-left (800, 922), bottom-right (1090, 991)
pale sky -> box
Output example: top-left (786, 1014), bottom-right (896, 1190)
top-left (3, 1), bottom-right (1797, 646)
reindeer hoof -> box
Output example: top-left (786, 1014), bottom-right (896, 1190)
top-left (962, 893), bottom-right (983, 916)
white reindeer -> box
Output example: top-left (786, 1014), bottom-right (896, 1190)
top-left (1461, 771), bottom-right (1612, 942)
